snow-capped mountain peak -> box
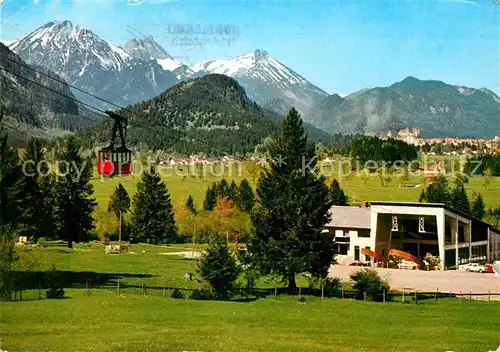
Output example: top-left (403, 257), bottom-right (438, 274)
top-left (10, 20), bottom-right (328, 115)
top-left (187, 49), bottom-right (328, 113)
top-left (123, 36), bottom-right (192, 77)
top-left (11, 20), bottom-right (132, 72)
top-left (123, 36), bottom-right (174, 61)
top-left (10, 20), bottom-right (179, 110)
top-left (190, 49), bottom-right (309, 85)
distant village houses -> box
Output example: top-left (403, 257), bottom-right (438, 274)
top-left (157, 155), bottom-right (236, 166)
top-left (384, 127), bottom-right (500, 155)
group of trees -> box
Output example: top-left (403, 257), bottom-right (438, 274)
top-left (342, 136), bottom-right (418, 167)
top-left (171, 180), bottom-right (255, 245)
top-left (191, 108), bottom-right (347, 295)
top-left (203, 179), bottom-right (255, 213)
top-left (465, 155), bottom-right (500, 176)
top-left (418, 175), bottom-right (486, 219)
top-left (0, 128), bottom-right (97, 248)
top-left (0, 115), bottom-right (179, 248)
top-left (104, 172), bottom-right (179, 245)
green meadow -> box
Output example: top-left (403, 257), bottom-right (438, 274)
top-left (1, 243), bottom-right (499, 352)
top-left (91, 160), bottom-right (500, 212)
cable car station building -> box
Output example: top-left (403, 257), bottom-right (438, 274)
top-left (325, 201), bottom-right (500, 270)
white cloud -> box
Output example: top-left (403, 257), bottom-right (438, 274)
top-left (33, 0), bottom-right (40, 4)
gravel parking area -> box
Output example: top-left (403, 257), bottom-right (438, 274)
top-left (329, 264), bottom-right (500, 294)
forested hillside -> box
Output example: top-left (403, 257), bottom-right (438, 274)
top-left (81, 74), bottom-right (331, 155)
top-left (0, 43), bottom-right (84, 130)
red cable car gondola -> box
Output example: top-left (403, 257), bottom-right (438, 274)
top-left (97, 111), bottom-right (132, 177)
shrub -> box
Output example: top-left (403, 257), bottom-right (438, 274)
top-left (171, 288), bottom-right (184, 299)
top-left (349, 268), bottom-right (390, 302)
top-left (87, 232), bottom-right (100, 242)
top-left (306, 276), bottom-right (340, 297)
top-left (197, 235), bottom-right (240, 300)
top-left (0, 228), bottom-right (17, 301)
top-left (44, 264), bottom-right (65, 299)
top-left (322, 277), bottom-right (341, 297)
top-left (190, 288), bottom-right (213, 300)
top-left (46, 287), bottom-right (65, 299)
top-left (37, 237), bottom-right (47, 247)
top-left (237, 253), bottom-right (260, 296)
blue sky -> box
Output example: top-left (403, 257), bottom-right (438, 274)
top-left (0, 0), bottom-right (499, 95)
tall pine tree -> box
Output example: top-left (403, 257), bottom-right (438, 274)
top-left (131, 167), bottom-right (177, 244)
top-left (216, 179), bottom-right (229, 199)
top-left (108, 183), bottom-right (131, 244)
top-left (203, 183), bottom-right (217, 211)
top-left (20, 137), bottom-right (56, 240)
top-left (449, 178), bottom-right (470, 214)
top-left (249, 108), bottom-right (333, 289)
top-left (53, 136), bottom-right (96, 248)
top-left (419, 175), bottom-right (450, 204)
top-left (329, 179), bottom-right (349, 206)
top-left (186, 195), bottom-right (197, 216)
top-left (470, 192), bottom-right (485, 220)
top-left (227, 180), bottom-right (238, 202)
top-left (237, 179), bottom-right (255, 212)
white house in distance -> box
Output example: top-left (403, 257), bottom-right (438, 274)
top-left (325, 202), bottom-right (500, 270)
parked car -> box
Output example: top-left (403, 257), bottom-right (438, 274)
top-left (465, 263), bottom-right (487, 273)
top-left (484, 264), bottom-right (494, 273)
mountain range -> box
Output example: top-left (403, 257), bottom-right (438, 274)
top-left (305, 77), bottom-right (500, 138)
top-left (8, 21), bottom-right (179, 111)
top-left (6, 20), bottom-right (327, 114)
top-left (3, 19), bottom-right (500, 142)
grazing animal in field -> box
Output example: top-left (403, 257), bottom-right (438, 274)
top-left (183, 272), bottom-right (202, 286)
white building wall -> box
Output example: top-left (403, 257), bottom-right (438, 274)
top-left (344, 231), bottom-right (372, 262)
top-left (330, 203), bottom-right (500, 269)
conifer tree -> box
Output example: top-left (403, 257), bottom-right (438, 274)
top-left (20, 137), bottom-right (56, 240)
top-left (329, 179), bottom-right (349, 206)
top-left (0, 115), bottom-right (23, 300)
top-left (419, 175), bottom-right (450, 204)
top-left (0, 120), bottom-right (24, 229)
top-left (131, 167), bottom-right (177, 244)
top-left (186, 195), bottom-right (197, 216)
top-left (203, 183), bottom-right (217, 211)
top-left (449, 178), bottom-right (470, 214)
top-left (237, 179), bottom-right (255, 212)
top-left (216, 179), bottom-right (229, 199)
top-left (108, 183), bottom-right (131, 243)
top-left (470, 192), bottom-right (485, 220)
top-left (53, 136), bottom-right (96, 248)
top-left (227, 180), bottom-right (238, 202)
top-left (197, 234), bottom-right (239, 299)
top-left (249, 108), bottom-right (333, 289)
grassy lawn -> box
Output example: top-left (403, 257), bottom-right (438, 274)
top-left (1, 244), bottom-right (499, 352)
top-left (1, 289), bottom-right (499, 351)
